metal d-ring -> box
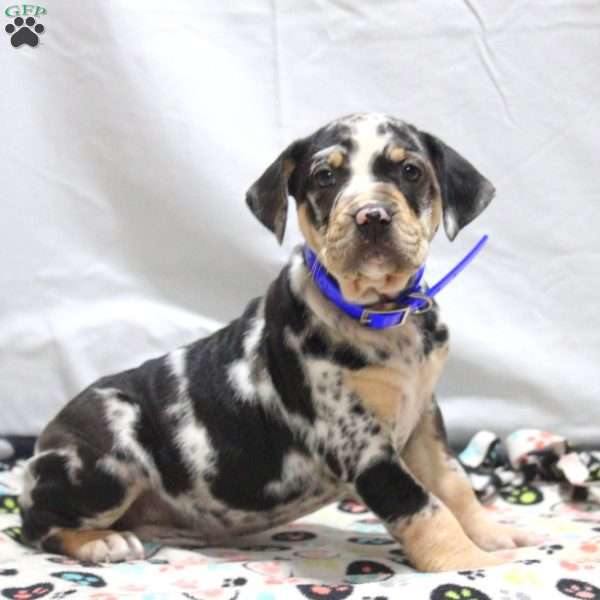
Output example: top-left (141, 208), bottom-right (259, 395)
top-left (407, 292), bottom-right (434, 315)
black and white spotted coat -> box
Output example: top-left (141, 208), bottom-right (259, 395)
top-left (20, 246), bottom-right (449, 549)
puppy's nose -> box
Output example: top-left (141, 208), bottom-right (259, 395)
top-left (355, 205), bottom-right (392, 241)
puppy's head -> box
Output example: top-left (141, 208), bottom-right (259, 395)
top-left (247, 113), bottom-right (495, 304)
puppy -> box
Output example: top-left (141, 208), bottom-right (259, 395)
top-left (20, 113), bottom-right (537, 571)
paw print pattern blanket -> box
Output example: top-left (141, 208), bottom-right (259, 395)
top-left (0, 431), bottom-right (597, 600)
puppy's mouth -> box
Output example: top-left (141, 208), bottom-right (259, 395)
top-left (321, 242), bottom-right (426, 305)
top-left (320, 213), bottom-right (428, 304)
top-left (355, 243), bottom-right (414, 276)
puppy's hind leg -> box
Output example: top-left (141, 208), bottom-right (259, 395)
top-left (20, 443), bottom-right (146, 563)
top-left (47, 529), bottom-right (145, 563)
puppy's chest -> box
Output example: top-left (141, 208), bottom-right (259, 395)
top-left (309, 316), bottom-right (449, 433)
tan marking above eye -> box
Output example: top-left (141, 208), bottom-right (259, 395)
top-left (387, 146), bottom-right (407, 162)
top-left (311, 145), bottom-right (347, 173)
top-left (327, 150), bottom-right (344, 168)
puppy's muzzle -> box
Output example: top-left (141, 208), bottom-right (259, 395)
top-left (354, 204), bottom-right (393, 243)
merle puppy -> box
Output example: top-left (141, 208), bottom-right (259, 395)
top-left (20, 113), bottom-right (538, 572)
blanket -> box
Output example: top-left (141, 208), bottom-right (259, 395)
top-left (0, 432), bottom-right (598, 600)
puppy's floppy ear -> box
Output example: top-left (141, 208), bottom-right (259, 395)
top-left (246, 138), bottom-right (308, 244)
top-left (420, 132), bottom-right (495, 241)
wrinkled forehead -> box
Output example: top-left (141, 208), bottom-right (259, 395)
top-left (309, 113), bottom-right (425, 174)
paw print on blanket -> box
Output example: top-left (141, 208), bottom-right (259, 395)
top-left (50, 572), bottom-right (105, 588)
top-left (0, 583), bottom-right (54, 600)
top-left (500, 484), bottom-right (543, 505)
top-left (430, 584), bottom-right (491, 600)
top-left (272, 531), bottom-right (316, 542)
top-left (458, 570), bottom-right (486, 581)
top-left (556, 578), bottom-right (600, 599)
top-left (345, 560), bottom-right (394, 584)
top-left (347, 536), bottom-right (394, 545)
top-left (2, 526), bottom-right (23, 543)
top-left (239, 544), bottom-right (290, 552)
top-left (0, 496), bottom-right (19, 514)
top-left (539, 544), bottom-right (564, 555)
top-left (221, 578), bottom-right (246, 588)
top-left (297, 584), bottom-right (354, 600)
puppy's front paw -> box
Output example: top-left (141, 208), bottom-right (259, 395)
top-left (466, 518), bottom-right (545, 551)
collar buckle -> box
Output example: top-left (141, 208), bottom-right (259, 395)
top-left (358, 293), bottom-right (434, 329)
top-left (359, 306), bottom-right (410, 328)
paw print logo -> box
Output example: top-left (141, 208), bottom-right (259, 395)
top-left (556, 577), bottom-right (600, 599)
top-left (500, 484), bottom-right (543, 506)
top-left (5, 16), bottom-right (44, 48)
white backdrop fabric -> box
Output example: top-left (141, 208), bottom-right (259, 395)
top-left (1, 1), bottom-right (599, 444)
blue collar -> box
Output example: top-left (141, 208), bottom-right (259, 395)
top-left (303, 235), bottom-right (489, 329)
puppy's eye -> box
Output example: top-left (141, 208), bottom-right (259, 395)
top-left (402, 163), bottom-right (422, 182)
top-left (314, 168), bottom-right (336, 188)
